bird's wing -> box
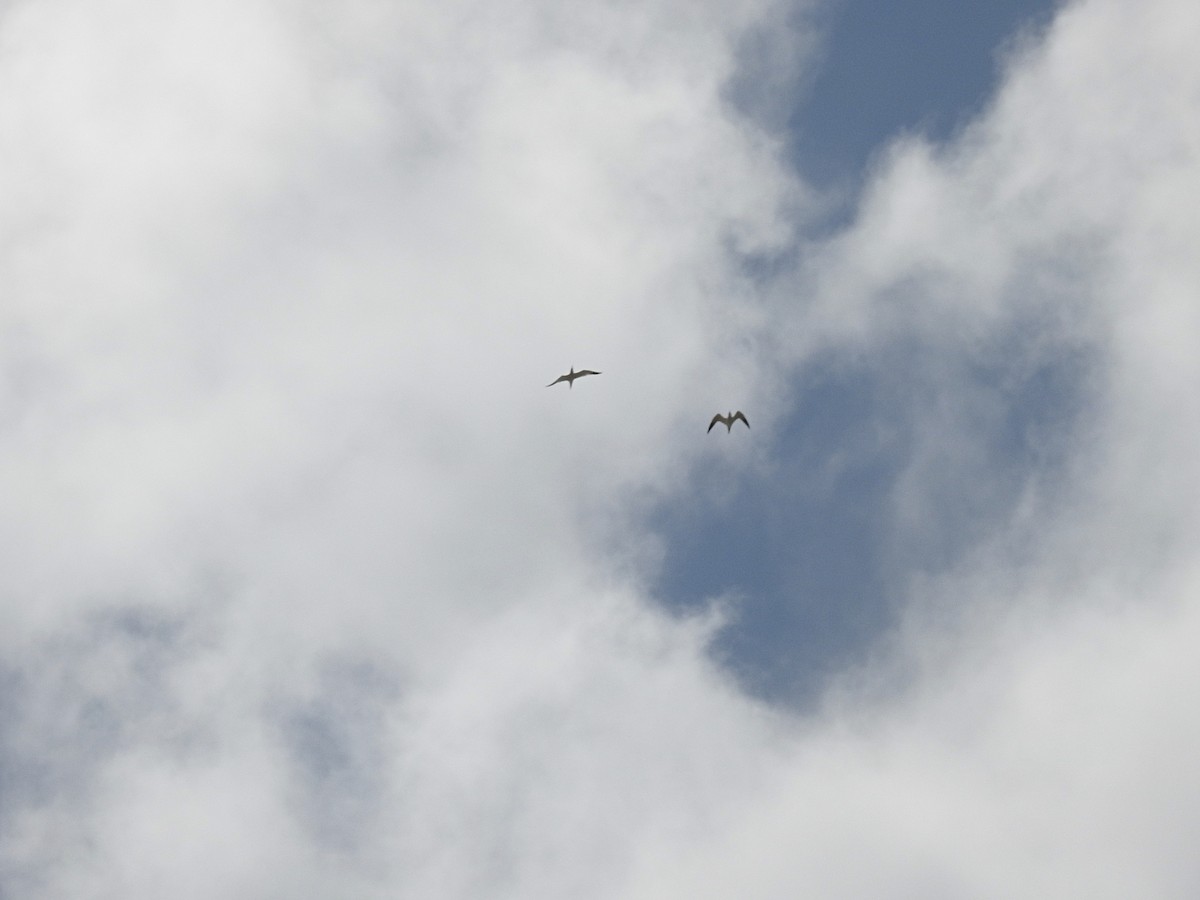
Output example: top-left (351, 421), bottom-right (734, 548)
top-left (707, 414), bottom-right (723, 433)
top-left (577, 369), bottom-right (601, 377)
top-left (733, 411), bottom-right (749, 428)
top-left (546, 374), bottom-right (568, 387)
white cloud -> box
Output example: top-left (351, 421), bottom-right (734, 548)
top-left (2, 0), bottom-right (1200, 896)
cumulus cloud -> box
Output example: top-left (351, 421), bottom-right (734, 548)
top-left (2, 0), bottom-right (1199, 896)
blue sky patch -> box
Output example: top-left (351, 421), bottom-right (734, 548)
top-left (788, 0), bottom-right (1057, 184)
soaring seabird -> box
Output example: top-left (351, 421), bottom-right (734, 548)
top-left (546, 367), bottom-right (601, 388)
top-left (708, 411), bottom-right (749, 433)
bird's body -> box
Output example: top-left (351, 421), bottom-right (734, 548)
top-left (708, 411), bottom-right (749, 433)
top-left (547, 367), bottom-right (601, 388)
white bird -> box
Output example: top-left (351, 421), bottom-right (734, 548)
top-left (547, 367), bottom-right (601, 388)
top-left (708, 411), bottom-right (749, 433)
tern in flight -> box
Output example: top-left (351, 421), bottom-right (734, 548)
top-left (546, 367), bottom-right (601, 388)
top-left (708, 411), bottom-right (749, 433)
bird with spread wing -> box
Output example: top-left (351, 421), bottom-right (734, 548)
top-left (546, 367), bottom-right (601, 388)
top-left (708, 411), bottom-right (749, 433)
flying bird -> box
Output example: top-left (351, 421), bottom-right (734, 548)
top-left (546, 367), bottom-right (601, 388)
top-left (708, 411), bottom-right (749, 433)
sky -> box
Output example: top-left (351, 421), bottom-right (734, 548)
top-left (787, 0), bottom-right (1057, 181)
top-left (2, 0), bottom-right (1200, 897)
